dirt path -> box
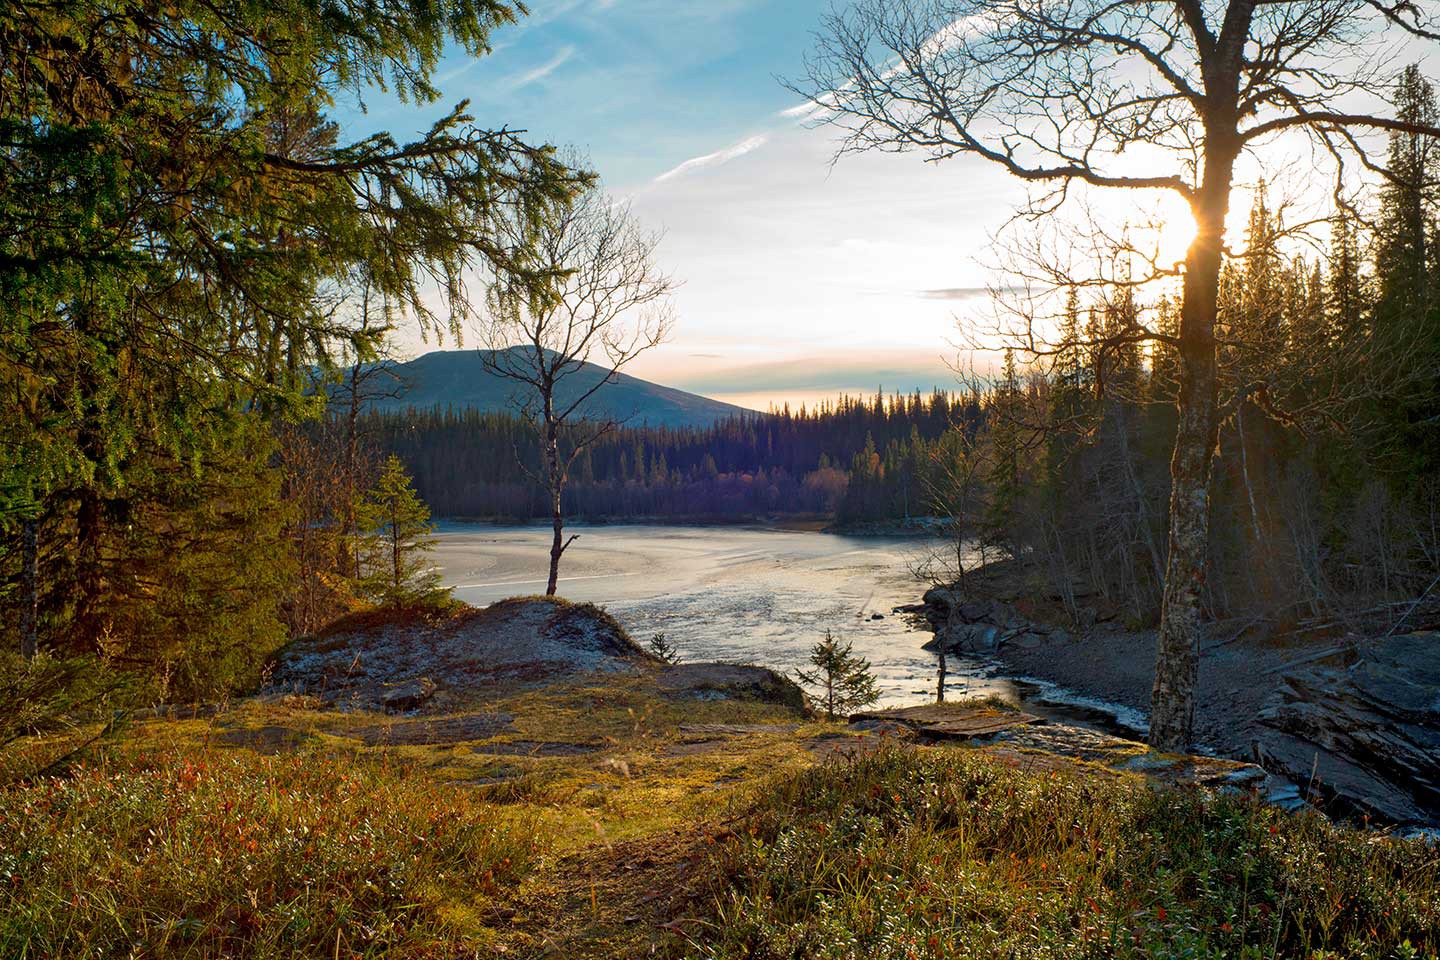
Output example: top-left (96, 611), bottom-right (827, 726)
top-left (500, 826), bottom-right (732, 957)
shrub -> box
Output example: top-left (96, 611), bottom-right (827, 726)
top-left (695, 746), bottom-right (1440, 959)
top-left (793, 631), bottom-right (879, 720)
top-left (0, 747), bottom-right (542, 958)
top-left (0, 653), bottom-right (125, 784)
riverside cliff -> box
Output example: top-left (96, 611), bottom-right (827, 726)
top-left (915, 559), bottom-right (1440, 830)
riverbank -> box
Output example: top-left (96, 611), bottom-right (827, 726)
top-left (8, 598), bottom-right (1437, 957)
top-left (992, 620), bottom-right (1295, 756)
top-left (436, 512), bottom-right (833, 530)
top-left (434, 513), bottom-right (960, 537)
top-left (921, 558), bottom-right (1440, 828)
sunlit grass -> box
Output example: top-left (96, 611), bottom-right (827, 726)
top-left (11, 677), bottom-right (1434, 960)
top-left (0, 748), bottom-right (541, 958)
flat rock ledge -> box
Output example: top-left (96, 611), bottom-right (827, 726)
top-left (1256, 631), bottom-right (1440, 828)
top-left (851, 704), bottom-right (1303, 811)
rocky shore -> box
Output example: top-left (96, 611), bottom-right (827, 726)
top-left (912, 563), bottom-right (1440, 830)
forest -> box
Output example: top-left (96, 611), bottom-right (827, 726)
top-left (359, 143), bottom-right (1440, 640)
top-left (0, 0), bottom-right (588, 699)
top-left (356, 389), bottom-right (973, 521)
top-left (6, 1), bottom-right (1440, 957)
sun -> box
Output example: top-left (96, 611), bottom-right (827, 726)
top-left (1086, 188), bottom-right (1198, 280)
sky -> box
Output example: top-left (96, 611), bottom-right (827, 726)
top-left (332, 0), bottom-right (1052, 410)
top-left (332, 0), bottom-right (1388, 412)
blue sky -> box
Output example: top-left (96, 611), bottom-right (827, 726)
top-left (343, 1), bottom-right (837, 184)
top-left (335, 1), bottom-right (1167, 410)
top-left (331, 2), bottom-right (1433, 411)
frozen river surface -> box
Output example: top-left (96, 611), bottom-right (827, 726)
top-left (431, 521), bottom-right (1146, 734)
top-left (432, 522), bottom-right (982, 709)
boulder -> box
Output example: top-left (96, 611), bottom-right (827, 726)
top-left (657, 663), bottom-right (807, 712)
top-left (917, 586), bottom-right (1053, 654)
top-left (267, 598), bottom-right (657, 711)
top-left (1255, 632), bottom-right (1440, 827)
top-left (999, 630), bottom-right (1049, 652)
top-left (921, 585), bottom-right (961, 611)
top-left (923, 622), bottom-right (1005, 653)
top-left (380, 677), bottom-right (436, 713)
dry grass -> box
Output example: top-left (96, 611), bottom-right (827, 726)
top-left (0, 747), bottom-right (539, 958)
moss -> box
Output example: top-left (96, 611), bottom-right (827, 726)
top-left (543, 600), bottom-right (660, 662)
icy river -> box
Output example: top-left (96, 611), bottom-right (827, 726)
top-left (432, 522), bottom-right (1142, 730)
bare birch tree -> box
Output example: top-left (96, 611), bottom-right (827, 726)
top-left (791, 0), bottom-right (1440, 750)
top-left (483, 188), bottom-right (675, 595)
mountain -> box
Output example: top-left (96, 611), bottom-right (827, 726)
top-left (355, 349), bottom-right (752, 428)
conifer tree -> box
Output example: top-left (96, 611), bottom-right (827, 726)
top-left (1, 0), bottom-right (583, 665)
top-left (1327, 209), bottom-right (1368, 341)
top-left (794, 630), bottom-right (880, 720)
top-left (354, 457), bottom-right (445, 606)
top-left (986, 348), bottom-right (1023, 547)
top-left (1371, 65), bottom-right (1440, 479)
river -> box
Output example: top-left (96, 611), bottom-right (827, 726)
top-left (432, 522), bottom-right (1143, 731)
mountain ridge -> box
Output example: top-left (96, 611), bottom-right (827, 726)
top-left (353, 349), bottom-right (754, 428)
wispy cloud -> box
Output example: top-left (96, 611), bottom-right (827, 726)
top-left (675, 352), bottom-right (955, 394)
top-left (506, 45), bottom-right (576, 90)
top-left (777, 84), bottom-right (846, 121)
top-left (654, 134), bottom-right (768, 182)
top-left (918, 286), bottom-right (990, 301)
top-left (917, 285), bottom-right (1022, 301)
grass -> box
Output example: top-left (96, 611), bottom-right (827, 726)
top-left (689, 745), bottom-right (1440, 960)
top-left (0, 747), bottom-right (540, 958)
top-left (0, 667), bottom-right (820, 958)
top-left (5, 669), bottom-right (1439, 959)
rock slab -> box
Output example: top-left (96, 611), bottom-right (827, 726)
top-left (1256, 631), bottom-right (1440, 827)
top-left (918, 588), bottom-right (1055, 654)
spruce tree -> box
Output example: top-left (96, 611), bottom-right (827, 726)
top-left (354, 456), bottom-right (445, 606)
top-left (986, 348), bottom-right (1023, 548)
top-left (1371, 65), bottom-right (1440, 479)
top-left (794, 630), bottom-right (880, 720)
top-left (1, 0), bottom-right (582, 661)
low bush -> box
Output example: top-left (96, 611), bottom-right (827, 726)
top-left (695, 746), bottom-right (1440, 959)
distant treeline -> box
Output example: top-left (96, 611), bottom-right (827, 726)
top-left (363, 391), bottom-right (982, 522)
top-left (370, 166), bottom-right (1440, 637)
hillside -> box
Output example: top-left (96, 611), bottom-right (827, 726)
top-left (355, 349), bottom-right (751, 428)
top-left (5, 599), bottom-right (1438, 958)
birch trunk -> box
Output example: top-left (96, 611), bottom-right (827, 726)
top-left (544, 411), bottom-right (565, 596)
top-left (1149, 135), bottom-right (1237, 752)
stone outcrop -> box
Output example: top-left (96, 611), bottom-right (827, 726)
top-left (657, 663), bottom-right (807, 711)
top-left (851, 703), bottom-right (1303, 809)
top-left (917, 587), bottom-right (1065, 654)
top-left (1255, 632), bottom-right (1440, 827)
top-left (268, 597), bottom-right (660, 712)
